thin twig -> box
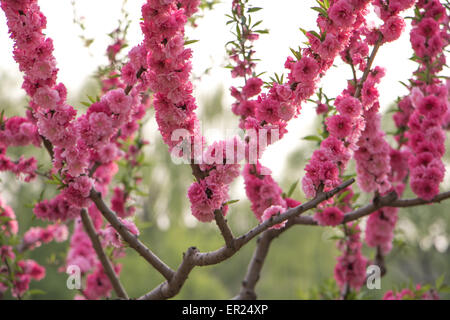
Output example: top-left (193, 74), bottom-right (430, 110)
top-left (354, 33), bottom-right (383, 99)
top-left (80, 209), bottom-right (129, 299)
top-left (124, 66), bottom-right (146, 95)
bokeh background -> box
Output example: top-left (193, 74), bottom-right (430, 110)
top-left (0, 0), bottom-right (449, 299)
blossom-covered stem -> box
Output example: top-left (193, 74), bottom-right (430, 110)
top-left (190, 162), bottom-right (234, 246)
top-left (89, 189), bottom-right (174, 281)
top-left (354, 35), bottom-right (382, 99)
top-left (80, 209), bottom-right (129, 300)
top-left (214, 209), bottom-right (235, 249)
top-left (292, 189), bottom-right (450, 226)
top-left (138, 178), bottom-right (355, 300)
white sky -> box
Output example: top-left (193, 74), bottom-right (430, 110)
top-left (0, 0), bottom-right (421, 180)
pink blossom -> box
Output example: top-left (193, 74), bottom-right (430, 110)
top-left (381, 15), bottom-right (405, 43)
top-left (326, 114), bottom-right (352, 139)
top-left (335, 95), bottom-right (362, 118)
top-left (292, 56), bottom-right (319, 82)
top-left (329, 0), bottom-right (356, 29)
top-left (314, 207), bottom-right (344, 226)
top-left (242, 77), bottom-right (263, 98)
top-left (262, 205), bottom-right (286, 229)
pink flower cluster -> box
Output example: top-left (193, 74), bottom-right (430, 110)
top-left (23, 224), bottom-right (68, 250)
top-left (403, 2), bottom-right (449, 201)
top-left (302, 95), bottom-right (360, 198)
top-left (354, 101), bottom-right (392, 194)
top-left (365, 206), bottom-right (398, 254)
top-left (372, 0), bottom-right (416, 43)
top-left (141, 0), bottom-right (246, 222)
top-left (0, 115), bottom-right (39, 181)
top-left (2, 0), bottom-right (151, 217)
top-left (407, 86), bottom-right (447, 200)
top-left (0, 197), bottom-right (68, 298)
top-left (334, 223), bottom-right (368, 291)
top-left (0, 197), bottom-right (18, 236)
top-left (238, 1), bottom-right (372, 210)
top-left (383, 284), bottom-right (440, 300)
top-left (66, 218), bottom-right (98, 273)
top-left (33, 193), bottom-right (81, 221)
top-left (141, 0), bottom-right (201, 152)
top-left (314, 206), bottom-right (345, 227)
top-left (243, 163), bottom-right (287, 222)
top-left (5, 259), bottom-right (46, 298)
top-left (82, 262), bottom-right (121, 300)
top-left (410, 3), bottom-right (448, 59)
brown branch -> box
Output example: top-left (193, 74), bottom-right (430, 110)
top-left (138, 178), bottom-right (355, 300)
top-left (292, 190), bottom-right (450, 226)
top-left (234, 231), bottom-right (274, 300)
top-left (214, 209), bottom-right (235, 249)
top-left (89, 189), bottom-right (175, 281)
top-left (354, 33), bottom-right (382, 99)
top-left (80, 209), bottom-right (129, 300)
top-left (41, 135), bottom-right (54, 160)
top-left (124, 66), bottom-right (146, 95)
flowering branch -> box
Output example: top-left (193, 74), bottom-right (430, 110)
top-left (80, 209), bottom-right (129, 300)
top-left (138, 178), bottom-right (355, 300)
top-left (354, 34), bottom-right (383, 98)
top-left (291, 190), bottom-right (450, 226)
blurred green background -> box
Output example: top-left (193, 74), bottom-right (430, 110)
top-left (1, 67), bottom-right (449, 300)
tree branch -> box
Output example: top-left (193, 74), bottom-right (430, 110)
top-left (214, 209), bottom-right (235, 249)
top-left (292, 190), bottom-right (450, 226)
top-left (354, 33), bottom-right (382, 98)
top-left (124, 66), bottom-right (146, 95)
top-left (89, 189), bottom-right (175, 281)
top-left (138, 178), bottom-right (355, 300)
top-left (80, 208), bottom-right (129, 300)
top-left (235, 189), bottom-right (450, 299)
top-left (233, 231), bottom-right (274, 300)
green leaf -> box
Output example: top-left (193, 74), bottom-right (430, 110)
top-left (311, 6), bottom-right (328, 17)
top-left (337, 190), bottom-right (350, 202)
top-left (436, 274), bottom-right (446, 289)
top-left (223, 199), bottom-right (239, 206)
top-left (247, 7), bottom-right (262, 13)
top-left (302, 135), bottom-right (322, 142)
top-left (28, 289), bottom-right (46, 296)
top-left (184, 39), bottom-right (199, 45)
top-left (287, 180), bottom-right (299, 198)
